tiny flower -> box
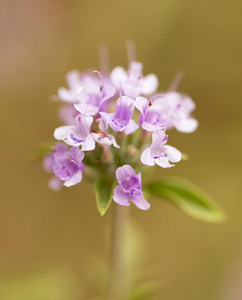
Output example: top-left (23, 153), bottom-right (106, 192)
top-left (58, 70), bottom-right (83, 104)
top-left (135, 95), bottom-right (171, 131)
top-left (163, 92), bottom-right (198, 133)
top-left (74, 72), bottom-right (115, 116)
top-left (100, 96), bottom-right (139, 134)
top-left (110, 61), bottom-right (158, 98)
top-left (43, 142), bottom-right (68, 191)
top-left (141, 130), bottom-right (181, 168)
top-left (92, 119), bottom-right (120, 148)
top-left (58, 70), bottom-right (115, 116)
top-left (53, 146), bottom-right (84, 187)
top-left (113, 165), bottom-right (150, 210)
top-left (54, 114), bottom-right (95, 151)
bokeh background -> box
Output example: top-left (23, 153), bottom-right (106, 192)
top-left (1, 0), bottom-right (242, 299)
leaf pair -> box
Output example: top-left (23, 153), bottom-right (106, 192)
top-left (95, 177), bottom-right (225, 222)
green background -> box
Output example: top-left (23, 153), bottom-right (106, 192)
top-left (1, 0), bottom-right (242, 299)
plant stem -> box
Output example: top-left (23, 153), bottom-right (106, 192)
top-left (108, 204), bottom-right (130, 300)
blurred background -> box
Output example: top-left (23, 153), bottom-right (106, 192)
top-left (1, 0), bottom-right (242, 299)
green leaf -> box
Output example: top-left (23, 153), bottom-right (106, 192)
top-left (144, 178), bottom-right (225, 222)
top-left (95, 177), bottom-right (114, 216)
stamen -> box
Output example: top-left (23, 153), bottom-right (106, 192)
top-left (168, 70), bottom-right (185, 92)
top-left (126, 39), bottom-right (137, 64)
top-left (67, 156), bottom-right (74, 163)
top-left (91, 129), bottom-right (108, 138)
top-left (98, 43), bottom-right (110, 74)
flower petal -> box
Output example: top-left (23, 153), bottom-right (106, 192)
top-left (174, 118), bottom-right (198, 133)
top-left (82, 134), bottom-right (96, 151)
top-left (164, 145), bottom-right (182, 163)
top-left (54, 125), bottom-right (74, 140)
top-left (99, 112), bottom-right (115, 126)
top-left (48, 176), bottom-right (63, 191)
top-left (64, 170), bottom-right (83, 187)
top-left (134, 96), bottom-right (148, 114)
top-left (43, 154), bottom-right (54, 173)
top-left (131, 192), bottom-right (150, 210)
top-left (109, 135), bottom-right (120, 148)
top-left (155, 157), bottom-right (174, 168)
top-left (181, 95), bottom-right (196, 114)
top-left (141, 74), bottom-right (159, 95)
top-left (113, 185), bottom-right (130, 206)
top-left (100, 87), bottom-right (116, 104)
top-left (116, 165), bottom-right (136, 184)
top-left (141, 148), bottom-right (155, 166)
top-left (74, 102), bottom-right (99, 116)
top-left (58, 87), bottom-right (78, 103)
top-left (124, 119), bottom-right (139, 135)
top-left (110, 66), bottom-right (127, 87)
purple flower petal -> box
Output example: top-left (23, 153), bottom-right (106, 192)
top-left (124, 119), bottom-right (139, 135)
top-left (114, 165), bottom-right (150, 210)
top-left (131, 192), bottom-right (150, 210)
top-left (64, 170), bottom-right (83, 187)
top-left (48, 176), bottom-right (63, 191)
top-left (113, 185), bottom-right (130, 206)
top-left (141, 130), bottom-right (181, 168)
top-left (115, 164), bottom-right (137, 184)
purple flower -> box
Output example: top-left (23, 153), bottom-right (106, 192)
top-left (100, 96), bottom-right (139, 134)
top-left (54, 114), bottom-right (95, 151)
top-left (135, 95), bottom-right (171, 131)
top-left (58, 70), bottom-right (83, 104)
top-left (53, 146), bottom-right (84, 187)
top-left (113, 165), bottom-right (150, 210)
top-left (58, 70), bottom-right (115, 116)
top-left (43, 143), bottom-right (68, 191)
top-left (164, 92), bottom-right (198, 133)
top-left (141, 130), bottom-right (181, 168)
top-left (74, 72), bottom-right (115, 116)
top-left (135, 92), bottom-right (198, 133)
top-left (110, 61), bottom-right (158, 99)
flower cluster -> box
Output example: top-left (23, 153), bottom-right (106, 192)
top-left (43, 46), bottom-right (198, 211)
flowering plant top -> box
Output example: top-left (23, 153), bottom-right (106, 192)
top-left (41, 45), bottom-right (224, 221)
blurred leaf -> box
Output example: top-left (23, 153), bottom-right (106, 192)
top-left (0, 269), bottom-right (80, 300)
top-left (27, 141), bottom-right (55, 162)
top-left (128, 280), bottom-right (160, 300)
top-left (95, 177), bottom-right (114, 216)
top-left (144, 178), bottom-right (225, 222)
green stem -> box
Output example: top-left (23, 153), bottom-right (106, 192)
top-left (108, 204), bottom-right (130, 300)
